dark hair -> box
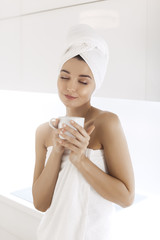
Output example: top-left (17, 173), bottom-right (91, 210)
top-left (74, 55), bottom-right (85, 62)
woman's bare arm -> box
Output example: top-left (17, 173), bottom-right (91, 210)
top-left (79, 113), bottom-right (134, 207)
top-left (32, 123), bottom-right (64, 212)
top-left (61, 112), bottom-right (135, 208)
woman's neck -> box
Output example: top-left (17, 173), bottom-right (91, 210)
top-left (66, 102), bottom-right (92, 119)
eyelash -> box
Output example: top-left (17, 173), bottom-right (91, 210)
top-left (60, 77), bottom-right (88, 85)
top-left (80, 81), bottom-right (88, 85)
top-left (60, 77), bottom-right (69, 80)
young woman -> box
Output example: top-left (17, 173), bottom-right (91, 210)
top-left (32, 25), bottom-right (135, 240)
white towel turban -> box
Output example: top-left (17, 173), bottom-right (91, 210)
top-left (58, 24), bottom-right (109, 93)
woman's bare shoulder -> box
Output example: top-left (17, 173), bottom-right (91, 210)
top-left (96, 110), bottom-right (124, 145)
top-left (93, 108), bottom-right (119, 128)
top-left (36, 122), bottom-right (53, 147)
top-left (36, 122), bottom-right (51, 135)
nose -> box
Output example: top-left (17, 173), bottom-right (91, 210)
top-left (67, 78), bottom-right (77, 92)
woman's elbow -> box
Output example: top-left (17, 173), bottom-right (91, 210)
top-left (33, 198), bottom-right (49, 212)
top-left (34, 203), bottom-right (48, 212)
top-left (32, 188), bottom-right (50, 212)
top-left (121, 190), bottom-right (135, 208)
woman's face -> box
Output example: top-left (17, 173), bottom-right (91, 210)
top-left (57, 57), bottom-right (95, 108)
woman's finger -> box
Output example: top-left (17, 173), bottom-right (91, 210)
top-left (49, 118), bottom-right (60, 129)
top-left (58, 138), bottom-right (79, 152)
top-left (53, 118), bottom-right (60, 128)
top-left (60, 125), bottom-right (84, 142)
top-left (70, 121), bottom-right (88, 137)
top-left (59, 131), bottom-right (83, 148)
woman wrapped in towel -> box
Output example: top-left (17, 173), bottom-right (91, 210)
top-left (32, 24), bottom-right (135, 240)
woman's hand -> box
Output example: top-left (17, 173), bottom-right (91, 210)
top-left (50, 119), bottom-right (65, 154)
top-left (58, 120), bottom-right (95, 164)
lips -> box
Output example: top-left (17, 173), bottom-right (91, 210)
top-left (64, 94), bottom-right (78, 100)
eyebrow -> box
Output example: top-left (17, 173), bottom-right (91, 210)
top-left (60, 69), bottom-right (92, 79)
top-left (79, 74), bottom-right (92, 79)
top-left (61, 69), bottom-right (70, 74)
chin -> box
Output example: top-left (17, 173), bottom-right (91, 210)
top-left (59, 94), bottom-right (77, 106)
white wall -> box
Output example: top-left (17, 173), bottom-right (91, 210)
top-left (0, 0), bottom-right (160, 101)
top-left (146, 0), bottom-right (160, 101)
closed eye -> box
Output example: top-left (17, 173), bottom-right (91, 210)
top-left (79, 81), bottom-right (88, 85)
top-left (60, 77), bottom-right (70, 80)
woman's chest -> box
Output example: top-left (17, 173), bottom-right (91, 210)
top-left (87, 127), bottom-right (102, 150)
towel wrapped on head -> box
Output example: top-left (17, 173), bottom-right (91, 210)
top-left (59, 24), bottom-right (109, 93)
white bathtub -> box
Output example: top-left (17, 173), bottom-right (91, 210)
top-left (1, 188), bottom-right (160, 240)
top-left (0, 190), bottom-right (42, 240)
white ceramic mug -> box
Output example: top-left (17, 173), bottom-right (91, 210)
top-left (49, 116), bottom-right (85, 139)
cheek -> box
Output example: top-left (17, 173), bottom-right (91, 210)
top-left (80, 86), bottom-right (94, 99)
top-left (57, 78), bottom-right (60, 88)
top-left (57, 79), bottom-right (64, 92)
top-left (82, 81), bottom-right (95, 97)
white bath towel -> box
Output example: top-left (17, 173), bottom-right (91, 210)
top-left (37, 147), bottom-right (115, 240)
top-left (58, 24), bottom-right (109, 93)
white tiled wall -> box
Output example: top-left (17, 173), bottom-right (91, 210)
top-left (0, 0), bottom-right (160, 101)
